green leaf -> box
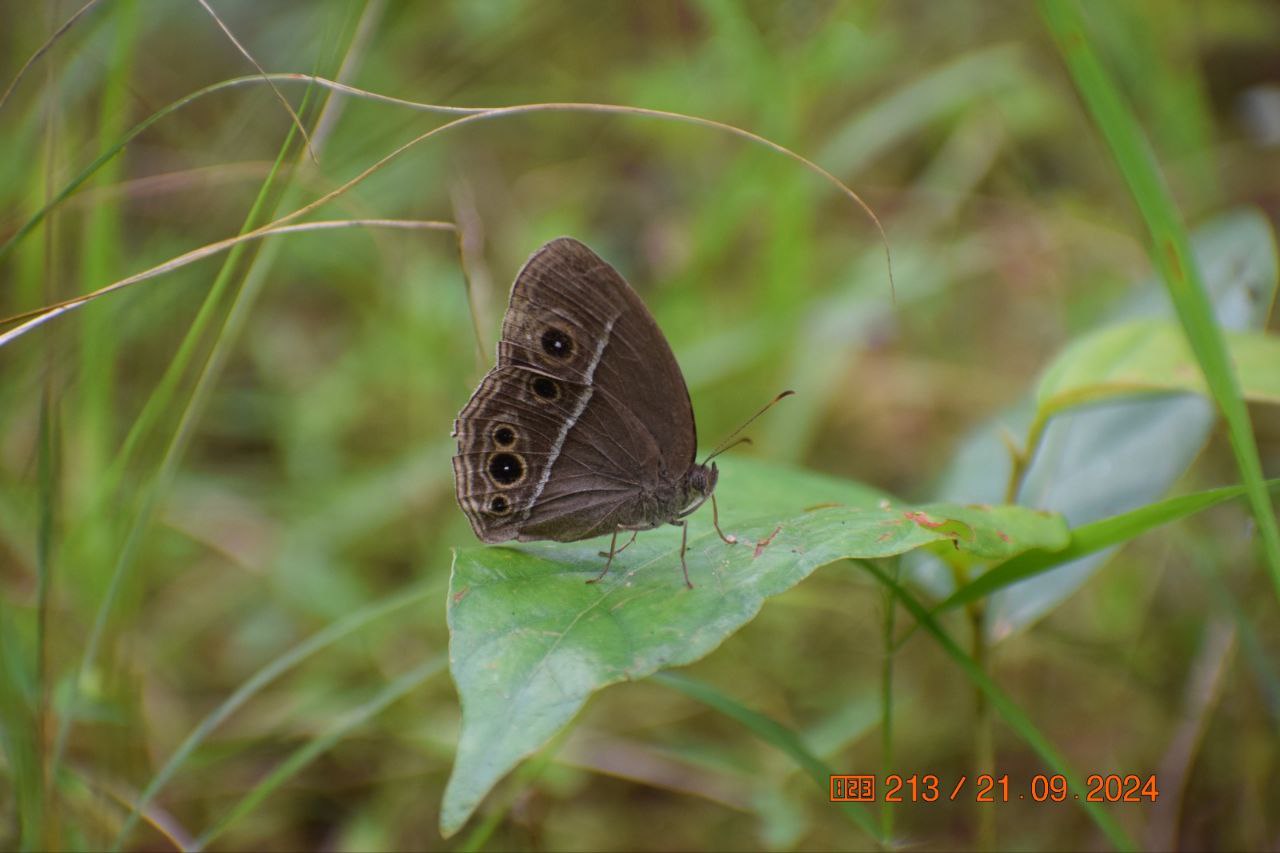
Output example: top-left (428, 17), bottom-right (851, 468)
top-left (938, 478), bottom-right (1280, 613)
top-left (914, 502), bottom-right (1069, 567)
top-left (439, 458), bottom-right (1069, 835)
top-left (1036, 320), bottom-right (1280, 414)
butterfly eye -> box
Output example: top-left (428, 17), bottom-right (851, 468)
top-left (492, 425), bottom-right (517, 447)
top-left (488, 495), bottom-right (512, 515)
top-left (540, 327), bottom-right (574, 359)
top-left (487, 452), bottom-right (525, 486)
top-left (530, 375), bottom-right (560, 400)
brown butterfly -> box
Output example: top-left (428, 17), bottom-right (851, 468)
top-left (452, 237), bottom-right (788, 587)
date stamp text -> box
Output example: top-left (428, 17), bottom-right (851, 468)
top-left (829, 774), bottom-right (1159, 804)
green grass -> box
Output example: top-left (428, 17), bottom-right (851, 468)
top-left (1, 2), bottom-right (1278, 851)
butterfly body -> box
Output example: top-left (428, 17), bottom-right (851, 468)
top-left (452, 237), bottom-right (731, 585)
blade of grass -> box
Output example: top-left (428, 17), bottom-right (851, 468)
top-left (190, 655), bottom-right (446, 851)
top-left (73, 16), bottom-right (139, 774)
top-left (653, 671), bottom-right (882, 844)
top-left (939, 478), bottom-right (1280, 613)
top-left (859, 562), bottom-right (1137, 852)
top-left (310, 0), bottom-right (385, 150)
top-left (1039, 0), bottom-right (1280, 601)
top-left (0, 219), bottom-right (457, 346)
top-left (36, 18), bottom-right (64, 844)
top-left (77, 0), bottom-right (138, 514)
top-left (0, 0), bottom-right (103, 113)
top-left (34, 387), bottom-right (55, 852)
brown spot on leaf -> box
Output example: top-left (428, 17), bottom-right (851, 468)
top-left (452, 586), bottom-right (469, 605)
top-left (1162, 238), bottom-right (1184, 283)
top-left (905, 510), bottom-right (944, 528)
top-left (753, 525), bottom-right (783, 558)
top-left (997, 530), bottom-right (1011, 542)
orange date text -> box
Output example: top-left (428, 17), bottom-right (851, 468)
top-left (829, 774), bottom-right (1159, 803)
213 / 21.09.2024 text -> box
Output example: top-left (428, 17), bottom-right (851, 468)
top-left (830, 774), bottom-right (1159, 804)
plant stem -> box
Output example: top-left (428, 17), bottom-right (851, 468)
top-left (970, 600), bottom-right (995, 852)
top-left (879, 560), bottom-right (898, 846)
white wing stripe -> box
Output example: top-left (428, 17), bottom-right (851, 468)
top-left (519, 314), bottom-right (617, 522)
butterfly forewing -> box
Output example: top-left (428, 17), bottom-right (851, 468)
top-left (503, 239), bottom-right (697, 472)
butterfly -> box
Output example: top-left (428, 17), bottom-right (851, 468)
top-left (452, 237), bottom-right (787, 587)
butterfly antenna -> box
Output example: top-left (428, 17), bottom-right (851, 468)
top-left (701, 390), bottom-right (796, 465)
top-left (703, 436), bottom-right (752, 464)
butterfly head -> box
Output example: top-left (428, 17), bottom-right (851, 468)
top-left (691, 461), bottom-right (718, 495)
top-left (668, 462), bottom-right (716, 523)
top-left (682, 461), bottom-right (719, 510)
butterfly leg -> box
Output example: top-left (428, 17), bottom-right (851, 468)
top-left (587, 527), bottom-right (623, 585)
top-left (711, 493), bottom-right (738, 545)
top-left (597, 530), bottom-right (638, 559)
top-left (677, 521), bottom-right (693, 589)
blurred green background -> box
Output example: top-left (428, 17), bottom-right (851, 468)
top-left (2, 1), bottom-right (1279, 850)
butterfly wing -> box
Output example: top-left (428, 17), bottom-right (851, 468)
top-left (452, 237), bottom-right (697, 543)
